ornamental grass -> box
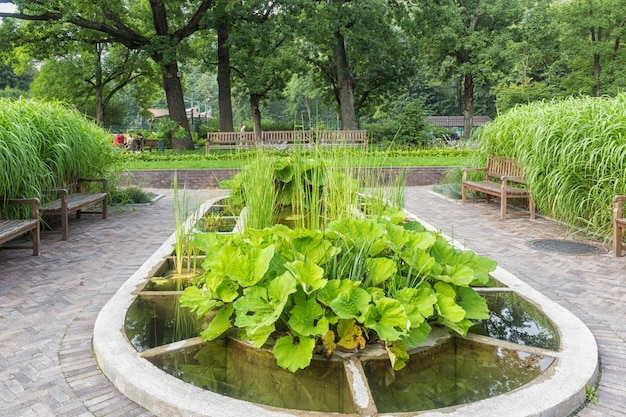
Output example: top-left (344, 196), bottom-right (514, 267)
top-left (0, 98), bottom-right (115, 206)
top-left (475, 95), bottom-right (626, 238)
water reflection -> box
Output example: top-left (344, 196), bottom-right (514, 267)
top-left (363, 338), bottom-right (554, 413)
top-left (470, 292), bottom-right (559, 351)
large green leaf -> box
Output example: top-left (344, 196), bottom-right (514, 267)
top-left (204, 272), bottom-right (239, 303)
top-left (366, 257), bottom-right (397, 286)
top-left (396, 286), bottom-right (437, 319)
top-left (401, 320), bottom-right (432, 348)
top-left (233, 272), bottom-right (297, 333)
top-left (329, 287), bottom-right (371, 321)
top-left (435, 264), bottom-right (475, 287)
top-left (317, 279), bottom-right (359, 306)
top-left (401, 248), bottom-right (436, 278)
top-left (363, 297), bottom-right (409, 341)
top-left (273, 334), bottom-right (316, 372)
top-left (434, 282), bottom-right (466, 323)
top-left (291, 232), bottom-right (339, 265)
top-left (179, 286), bottom-right (223, 318)
top-left (285, 260), bottom-right (327, 295)
top-left (226, 245), bottom-right (275, 288)
top-left (239, 324), bottom-right (276, 348)
top-left (326, 218), bottom-right (388, 255)
top-left (201, 304), bottom-right (234, 341)
top-left (287, 295), bottom-right (329, 337)
top-left (457, 287), bottom-right (490, 320)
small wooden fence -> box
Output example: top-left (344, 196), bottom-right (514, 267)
top-left (206, 130), bottom-right (367, 153)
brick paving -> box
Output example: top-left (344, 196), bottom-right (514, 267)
top-left (0, 186), bottom-right (624, 417)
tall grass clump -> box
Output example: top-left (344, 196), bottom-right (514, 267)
top-left (475, 94), bottom-right (626, 238)
top-left (221, 142), bottom-right (408, 231)
top-left (0, 98), bottom-right (116, 207)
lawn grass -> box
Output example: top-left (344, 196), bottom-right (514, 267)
top-left (118, 148), bottom-right (475, 170)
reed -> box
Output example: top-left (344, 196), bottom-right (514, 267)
top-left (0, 98), bottom-right (115, 215)
top-left (475, 95), bottom-right (626, 238)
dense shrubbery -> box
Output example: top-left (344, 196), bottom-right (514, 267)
top-left (0, 98), bottom-right (115, 203)
top-left (475, 94), bottom-right (626, 237)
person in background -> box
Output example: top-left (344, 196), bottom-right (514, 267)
top-left (114, 133), bottom-right (125, 147)
top-left (136, 132), bottom-right (145, 151)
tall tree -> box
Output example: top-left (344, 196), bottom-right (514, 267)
top-left (297, 0), bottom-right (417, 130)
top-left (417, 0), bottom-right (525, 137)
top-left (555, 0), bottom-right (626, 97)
top-left (0, 0), bottom-right (214, 149)
top-left (228, 0), bottom-right (305, 139)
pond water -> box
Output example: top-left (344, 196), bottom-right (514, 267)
top-left (124, 288), bottom-right (559, 413)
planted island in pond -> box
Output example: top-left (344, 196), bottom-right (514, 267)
top-left (181, 214), bottom-right (496, 372)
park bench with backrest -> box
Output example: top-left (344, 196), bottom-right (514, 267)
top-left (41, 178), bottom-right (108, 240)
top-left (613, 195), bottom-right (626, 257)
top-left (315, 130), bottom-right (368, 149)
top-left (0, 198), bottom-right (41, 256)
top-left (462, 155), bottom-right (535, 219)
top-left (206, 130), bottom-right (368, 153)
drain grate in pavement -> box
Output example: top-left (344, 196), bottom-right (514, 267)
top-left (528, 239), bottom-right (606, 255)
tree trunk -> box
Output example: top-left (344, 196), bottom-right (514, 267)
top-left (593, 53), bottom-right (601, 97)
top-left (94, 44), bottom-right (105, 127)
top-left (250, 94), bottom-right (263, 142)
top-left (162, 61), bottom-right (194, 150)
top-left (217, 21), bottom-right (234, 132)
top-left (463, 73), bottom-right (474, 139)
top-left (333, 31), bottom-right (358, 130)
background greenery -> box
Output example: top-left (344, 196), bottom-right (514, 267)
top-left (475, 94), bottom-right (626, 240)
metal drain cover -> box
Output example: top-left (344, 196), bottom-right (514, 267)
top-left (529, 239), bottom-right (606, 255)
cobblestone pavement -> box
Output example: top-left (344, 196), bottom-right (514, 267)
top-left (0, 186), bottom-right (623, 417)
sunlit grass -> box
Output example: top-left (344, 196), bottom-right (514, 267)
top-left (475, 94), bottom-right (626, 238)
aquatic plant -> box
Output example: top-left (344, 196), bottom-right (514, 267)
top-left (181, 214), bottom-right (495, 372)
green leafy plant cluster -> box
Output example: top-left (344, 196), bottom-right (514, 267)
top-left (0, 98), bottom-right (115, 208)
top-left (221, 153), bottom-right (384, 230)
top-left (474, 94), bottom-right (626, 238)
top-left (180, 214), bottom-right (496, 373)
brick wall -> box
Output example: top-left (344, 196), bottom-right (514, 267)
top-left (120, 167), bottom-right (453, 189)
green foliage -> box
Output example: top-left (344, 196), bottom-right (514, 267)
top-left (0, 98), bottom-right (115, 205)
top-left (585, 384), bottom-right (599, 404)
top-left (181, 216), bottom-right (496, 372)
top-left (108, 186), bottom-right (155, 205)
top-left (474, 94), bottom-right (626, 238)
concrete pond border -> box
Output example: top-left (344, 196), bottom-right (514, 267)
top-left (93, 197), bottom-right (598, 417)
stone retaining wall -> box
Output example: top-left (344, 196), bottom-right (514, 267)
top-left (120, 167), bottom-right (452, 189)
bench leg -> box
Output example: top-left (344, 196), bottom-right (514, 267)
top-left (61, 215), bottom-right (69, 240)
top-left (33, 226), bottom-right (40, 256)
top-left (500, 189), bottom-right (507, 219)
top-left (614, 221), bottom-right (623, 257)
top-left (461, 184), bottom-right (467, 203)
top-left (103, 198), bottom-right (108, 219)
top-left (529, 198), bottom-right (536, 220)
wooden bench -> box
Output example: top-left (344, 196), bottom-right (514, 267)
top-left (41, 178), bottom-right (108, 240)
top-left (206, 132), bottom-right (258, 153)
top-left (206, 130), bottom-right (367, 153)
top-left (315, 130), bottom-right (368, 149)
top-left (613, 195), bottom-right (626, 257)
top-left (462, 155), bottom-right (535, 219)
top-left (142, 139), bottom-right (159, 151)
top-left (0, 198), bottom-right (40, 256)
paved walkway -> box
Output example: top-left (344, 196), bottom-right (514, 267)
top-left (0, 187), bottom-right (623, 417)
